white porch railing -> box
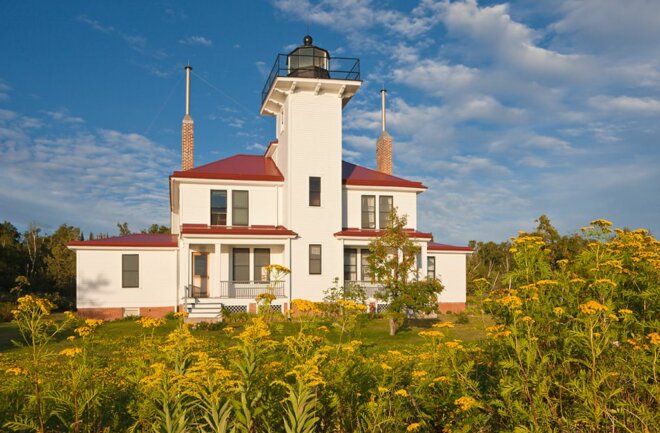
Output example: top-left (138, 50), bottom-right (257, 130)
top-left (345, 280), bottom-right (384, 299)
top-left (219, 281), bottom-right (286, 299)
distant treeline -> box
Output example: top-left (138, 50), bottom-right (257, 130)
top-left (466, 215), bottom-right (588, 294)
top-left (0, 221), bottom-right (169, 307)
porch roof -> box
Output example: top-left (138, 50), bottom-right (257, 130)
top-left (334, 228), bottom-right (433, 240)
top-left (428, 242), bottom-right (473, 252)
top-left (68, 233), bottom-right (178, 248)
top-left (181, 224), bottom-right (297, 237)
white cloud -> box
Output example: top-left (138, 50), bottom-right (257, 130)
top-left (179, 36), bottom-right (213, 46)
top-left (0, 109), bottom-right (175, 232)
top-left (246, 143), bottom-right (266, 152)
top-left (0, 80), bottom-right (10, 101)
top-left (43, 109), bottom-right (84, 124)
top-left (589, 95), bottom-right (660, 115)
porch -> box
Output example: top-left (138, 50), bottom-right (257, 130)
top-left (187, 280), bottom-right (286, 299)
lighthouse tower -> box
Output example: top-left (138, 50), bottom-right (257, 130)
top-left (260, 35), bottom-right (362, 299)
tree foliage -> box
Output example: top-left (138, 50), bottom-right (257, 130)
top-left (367, 209), bottom-right (443, 335)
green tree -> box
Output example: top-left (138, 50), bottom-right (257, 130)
top-left (116, 222), bottom-right (131, 236)
top-left (0, 221), bottom-right (24, 295)
top-left (367, 209), bottom-right (443, 336)
top-left (141, 224), bottom-right (170, 234)
top-left (45, 224), bottom-right (81, 299)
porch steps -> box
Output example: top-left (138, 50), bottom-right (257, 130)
top-left (185, 298), bottom-right (224, 322)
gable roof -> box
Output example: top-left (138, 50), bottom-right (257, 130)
top-left (68, 234), bottom-right (178, 248)
top-left (171, 154), bottom-right (284, 182)
top-left (170, 152), bottom-right (425, 189)
top-left (342, 161), bottom-right (426, 189)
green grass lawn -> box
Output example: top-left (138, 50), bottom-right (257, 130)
top-left (0, 311), bottom-right (492, 362)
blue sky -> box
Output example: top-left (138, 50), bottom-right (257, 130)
top-left (1, 0), bottom-right (658, 244)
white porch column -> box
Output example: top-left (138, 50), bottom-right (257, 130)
top-left (212, 242), bottom-right (222, 297)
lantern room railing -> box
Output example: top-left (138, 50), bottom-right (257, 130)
top-left (261, 54), bottom-right (360, 106)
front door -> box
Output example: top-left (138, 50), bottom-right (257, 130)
top-left (192, 252), bottom-right (209, 297)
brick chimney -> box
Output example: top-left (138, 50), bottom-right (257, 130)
top-left (182, 65), bottom-right (194, 170)
top-left (376, 88), bottom-right (392, 175)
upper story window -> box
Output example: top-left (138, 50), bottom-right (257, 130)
top-left (309, 177), bottom-right (321, 206)
top-left (122, 254), bottom-right (139, 288)
top-left (232, 191), bottom-right (249, 226)
top-left (361, 195), bottom-right (376, 229)
top-left (427, 256), bottom-right (436, 279)
top-left (211, 190), bottom-right (227, 225)
top-left (379, 196), bottom-right (393, 228)
top-left (309, 244), bottom-right (322, 275)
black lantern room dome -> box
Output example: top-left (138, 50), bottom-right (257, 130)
top-left (287, 35), bottom-right (330, 79)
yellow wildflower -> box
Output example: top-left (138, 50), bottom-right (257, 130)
top-left (433, 376), bottom-right (450, 383)
top-left (317, 325), bottom-right (329, 333)
top-left (590, 278), bottom-right (617, 288)
top-left (5, 367), bottom-right (28, 376)
top-left (486, 325), bottom-right (511, 339)
top-left (412, 370), bottom-right (428, 378)
top-left (647, 332), bottom-right (660, 346)
top-left (454, 396), bottom-right (477, 412)
top-left (59, 348), bottom-right (82, 357)
top-left (618, 309), bottom-right (633, 315)
top-left (377, 386), bottom-right (389, 394)
top-left (380, 363), bottom-right (392, 371)
top-left (578, 300), bottom-right (609, 315)
top-left (445, 340), bottom-right (463, 350)
top-left (407, 423), bottom-right (421, 432)
top-left (553, 307), bottom-right (564, 316)
top-left (520, 316), bottom-right (534, 323)
top-left (495, 295), bottom-right (523, 309)
top-left (74, 326), bottom-right (92, 337)
top-left (173, 311), bottom-right (188, 320)
top-left (394, 389), bottom-right (409, 398)
top-left (433, 322), bottom-right (455, 328)
top-left (136, 316), bottom-right (166, 328)
top-left (418, 330), bottom-right (445, 339)
top-left (292, 299), bottom-right (319, 314)
top-left (591, 219), bottom-right (613, 227)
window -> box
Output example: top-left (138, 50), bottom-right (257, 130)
top-left (211, 190), bottom-right (227, 225)
top-left (309, 177), bottom-right (321, 206)
top-left (254, 248), bottom-right (271, 281)
top-left (379, 196), bottom-right (393, 228)
top-left (122, 254), bottom-right (139, 288)
top-left (233, 248), bottom-right (250, 282)
top-left (344, 248), bottom-right (357, 281)
top-left (361, 249), bottom-right (371, 281)
top-left (427, 256), bottom-right (436, 279)
top-left (309, 244), bottom-right (322, 275)
top-left (361, 195), bottom-right (376, 229)
top-left (232, 190), bottom-right (249, 226)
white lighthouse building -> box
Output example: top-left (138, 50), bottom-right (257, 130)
top-left (69, 36), bottom-right (472, 319)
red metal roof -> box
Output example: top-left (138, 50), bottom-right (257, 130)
top-left (342, 161), bottom-right (426, 189)
top-left (68, 234), bottom-right (178, 248)
top-left (428, 242), bottom-right (473, 252)
top-left (181, 224), bottom-right (297, 237)
top-left (334, 228), bottom-right (433, 239)
top-left (172, 155), bottom-right (284, 181)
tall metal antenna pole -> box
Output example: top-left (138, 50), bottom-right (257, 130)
top-left (184, 65), bottom-right (192, 116)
